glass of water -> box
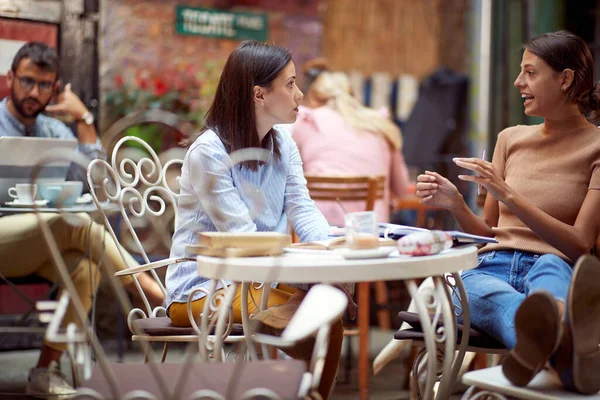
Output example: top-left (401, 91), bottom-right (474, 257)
top-left (345, 211), bottom-right (379, 250)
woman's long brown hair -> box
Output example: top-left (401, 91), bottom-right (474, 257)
top-left (201, 41), bottom-right (291, 169)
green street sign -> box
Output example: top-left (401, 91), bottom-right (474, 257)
top-left (176, 5), bottom-right (268, 42)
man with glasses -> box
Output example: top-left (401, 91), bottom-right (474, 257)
top-left (0, 42), bottom-right (166, 398)
top-left (0, 41), bottom-right (104, 398)
top-left (0, 42), bottom-right (103, 172)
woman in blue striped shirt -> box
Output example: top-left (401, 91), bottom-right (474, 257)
top-left (166, 41), bottom-right (343, 399)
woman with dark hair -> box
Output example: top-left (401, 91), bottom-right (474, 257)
top-left (165, 41), bottom-right (342, 399)
top-left (416, 30), bottom-right (600, 393)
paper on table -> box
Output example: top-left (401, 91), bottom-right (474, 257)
top-left (377, 223), bottom-right (497, 244)
top-left (290, 237), bottom-right (346, 251)
top-left (378, 223), bottom-right (429, 239)
top-left (446, 231), bottom-right (497, 244)
top-left (289, 237), bottom-right (396, 251)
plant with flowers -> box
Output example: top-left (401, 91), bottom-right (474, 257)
top-left (105, 60), bottom-right (223, 126)
top-left (104, 60), bottom-right (223, 151)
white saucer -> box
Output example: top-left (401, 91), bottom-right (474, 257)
top-left (284, 247), bottom-right (332, 254)
top-left (5, 199), bottom-right (49, 208)
top-left (333, 247), bottom-right (396, 260)
top-left (75, 194), bottom-right (93, 204)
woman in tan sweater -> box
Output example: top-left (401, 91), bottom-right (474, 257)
top-left (416, 30), bottom-right (600, 393)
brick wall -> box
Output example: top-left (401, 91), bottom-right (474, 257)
top-left (99, 0), bottom-right (322, 129)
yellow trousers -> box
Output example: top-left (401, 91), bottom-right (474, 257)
top-left (169, 284), bottom-right (344, 400)
top-left (0, 212), bottom-right (135, 351)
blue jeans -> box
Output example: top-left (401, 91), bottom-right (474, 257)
top-left (454, 250), bottom-right (573, 349)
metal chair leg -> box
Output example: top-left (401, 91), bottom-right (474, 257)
top-left (69, 351), bottom-right (81, 388)
top-left (160, 342), bottom-right (169, 363)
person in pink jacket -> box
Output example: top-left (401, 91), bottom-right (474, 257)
top-left (291, 71), bottom-right (411, 226)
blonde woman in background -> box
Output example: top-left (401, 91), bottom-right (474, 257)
top-left (292, 71), bottom-right (411, 226)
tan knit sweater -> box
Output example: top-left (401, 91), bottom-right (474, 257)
top-left (479, 124), bottom-right (600, 261)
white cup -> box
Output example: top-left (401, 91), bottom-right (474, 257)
top-left (8, 183), bottom-right (37, 204)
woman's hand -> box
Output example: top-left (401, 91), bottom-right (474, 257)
top-left (453, 157), bottom-right (512, 202)
top-left (415, 171), bottom-right (463, 210)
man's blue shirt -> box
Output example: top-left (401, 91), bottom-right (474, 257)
top-left (0, 98), bottom-right (104, 182)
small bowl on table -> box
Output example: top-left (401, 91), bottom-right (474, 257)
top-left (39, 181), bottom-right (83, 207)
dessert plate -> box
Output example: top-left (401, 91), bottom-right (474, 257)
top-left (333, 247), bottom-right (396, 260)
top-left (75, 193), bottom-right (93, 204)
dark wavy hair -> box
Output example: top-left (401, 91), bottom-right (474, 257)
top-left (12, 42), bottom-right (59, 77)
top-left (523, 30), bottom-right (600, 121)
top-left (201, 41), bottom-right (292, 170)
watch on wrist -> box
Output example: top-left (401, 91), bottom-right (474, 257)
top-left (79, 111), bottom-right (94, 126)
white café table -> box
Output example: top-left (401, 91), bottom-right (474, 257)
top-left (197, 245), bottom-right (478, 400)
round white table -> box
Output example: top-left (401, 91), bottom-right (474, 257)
top-left (196, 246), bottom-right (478, 400)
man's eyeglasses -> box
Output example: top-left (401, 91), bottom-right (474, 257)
top-left (15, 75), bottom-right (55, 94)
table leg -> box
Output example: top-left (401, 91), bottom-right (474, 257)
top-left (198, 280), bottom-right (218, 362)
top-left (432, 276), bottom-right (456, 400)
top-left (404, 274), bottom-right (471, 400)
top-left (443, 273), bottom-right (471, 394)
top-left (213, 282), bottom-right (238, 362)
top-left (357, 281), bottom-right (370, 400)
top-left (258, 282), bottom-right (272, 359)
top-left (241, 282), bottom-right (259, 361)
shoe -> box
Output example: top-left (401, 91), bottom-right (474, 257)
top-left (253, 303), bottom-right (315, 360)
top-left (26, 360), bottom-right (76, 399)
top-left (562, 255), bottom-right (600, 394)
top-left (502, 291), bottom-right (561, 386)
top-left (253, 303), bottom-right (299, 330)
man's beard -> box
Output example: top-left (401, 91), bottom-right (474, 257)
top-left (10, 92), bottom-right (49, 119)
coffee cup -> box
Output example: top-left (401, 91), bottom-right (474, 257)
top-left (345, 211), bottom-right (379, 250)
top-left (8, 183), bottom-right (37, 204)
top-left (39, 181), bottom-right (83, 206)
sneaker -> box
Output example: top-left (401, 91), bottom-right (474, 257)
top-left (26, 360), bottom-right (76, 398)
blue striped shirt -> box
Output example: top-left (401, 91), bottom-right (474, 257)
top-left (0, 98), bottom-right (104, 183)
top-left (166, 127), bottom-right (330, 307)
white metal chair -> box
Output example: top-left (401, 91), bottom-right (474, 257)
top-left (87, 137), bottom-right (321, 364)
top-left (86, 136), bottom-right (246, 363)
top-left (372, 272), bottom-right (505, 400)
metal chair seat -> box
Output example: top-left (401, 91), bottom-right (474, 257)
top-left (395, 311), bottom-right (506, 351)
top-left (131, 317), bottom-right (244, 337)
